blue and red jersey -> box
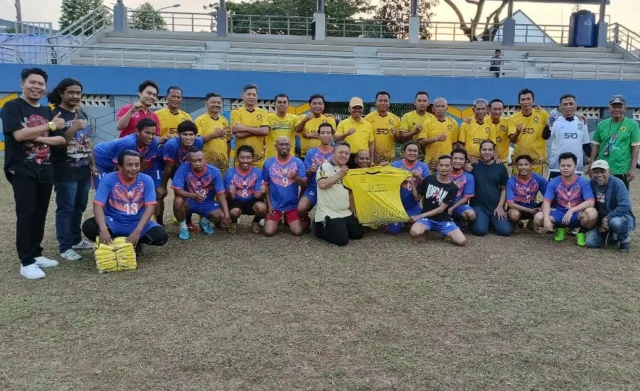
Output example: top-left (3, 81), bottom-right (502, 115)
top-left (93, 171), bottom-right (156, 224)
top-left (262, 156), bottom-right (307, 211)
top-left (224, 166), bottom-right (263, 202)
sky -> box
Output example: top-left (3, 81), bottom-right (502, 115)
top-left (2, 0), bottom-right (638, 31)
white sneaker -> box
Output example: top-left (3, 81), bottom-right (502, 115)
top-left (61, 249), bottom-right (82, 261)
top-left (72, 239), bottom-right (94, 250)
top-left (20, 264), bottom-right (46, 279)
top-left (259, 218), bottom-right (265, 227)
top-left (34, 256), bottom-right (59, 268)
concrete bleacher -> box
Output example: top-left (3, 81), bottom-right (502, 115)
top-left (70, 29), bottom-right (640, 80)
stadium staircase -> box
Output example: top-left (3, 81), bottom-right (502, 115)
top-left (69, 29), bottom-right (640, 80)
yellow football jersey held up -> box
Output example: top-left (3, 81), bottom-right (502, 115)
top-left (459, 120), bottom-right (496, 159)
top-left (231, 106), bottom-right (270, 168)
top-left (509, 109), bottom-right (550, 166)
top-left (299, 114), bottom-right (336, 157)
top-left (267, 112), bottom-right (298, 158)
top-left (195, 113), bottom-right (231, 172)
top-left (94, 237), bottom-right (137, 273)
top-left (365, 111), bottom-right (401, 166)
top-left (422, 117), bottom-right (459, 171)
top-left (343, 166), bottom-right (412, 226)
top-left (155, 108), bottom-right (192, 138)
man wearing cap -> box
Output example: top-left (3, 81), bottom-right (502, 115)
top-left (590, 95), bottom-right (640, 190)
top-left (336, 97), bottom-right (375, 169)
top-left (586, 159), bottom-right (635, 253)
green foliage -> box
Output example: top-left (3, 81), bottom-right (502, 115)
top-left (205, 0), bottom-right (374, 35)
top-left (130, 2), bottom-right (167, 31)
top-left (58, 0), bottom-right (109, 34)
top-left (374, 0), bottom-right (437, 39)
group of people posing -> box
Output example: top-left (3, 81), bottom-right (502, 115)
top-left (2, 67), bottom-right (638, 280)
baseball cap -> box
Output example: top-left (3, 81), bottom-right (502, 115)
top-left (349, 97), bottom-right (364, 108)
top-left (609, 95), bottom-right (626, 105)
top-left (591, 160), bottom-right (610, 170)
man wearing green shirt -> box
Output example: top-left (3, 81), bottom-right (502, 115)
top-left (590, 95), bottom-right (640, 190)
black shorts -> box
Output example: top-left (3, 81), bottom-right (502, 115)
top-left (230, 198), bottom-right (258, 215)
top-left (516, 202), bottom-right (542, 220)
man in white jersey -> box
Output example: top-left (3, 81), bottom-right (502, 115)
top-left (543, 94), bottom-right (591, 180)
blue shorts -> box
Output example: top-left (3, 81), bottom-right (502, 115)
top-left (453, 204), bottom-right (473, 218)
top-left (417, 218), bottom-right (459, 235)
top-left (388, 206), bottom-right (422, 234)
top-left (301, 188), bottom-right (317, 207)
top-left (105, 215), bottom-right (158, 236)
top-left (145, 161), bottom-right (164, 188)
top-left (187, 200), bottom-right (220, 217)
top-left (550, 208), bottom-right (581, 228)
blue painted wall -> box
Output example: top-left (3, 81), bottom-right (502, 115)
top-left (2, 64), bottom-right (640, 107)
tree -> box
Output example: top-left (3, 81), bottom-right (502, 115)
top-left (204, 0), bottom-right (374, 35)
top-left (442, 0), bottom-right (509, 41)
top-left (59, 0), bottom-right (108, 33)
top-left (131, 2), bottom-right (168, 31)
top-left (374, 0), bottom-right (438, 39)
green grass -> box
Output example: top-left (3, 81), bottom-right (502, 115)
top-left (0, 172), bottom-right (639, 390)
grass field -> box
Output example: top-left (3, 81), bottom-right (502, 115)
top-left (1, 171), bottom-right (639, 391)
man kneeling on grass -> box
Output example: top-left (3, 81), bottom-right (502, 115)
top-left (586, 159), bottom-right (635, 253)
top-left (172, 147), bottom-right (231, 240)
top-left (534, 152), bottom-right (598, 246)
top-left (409, 155), bottom-right (468, 246)
top-left (82, 150), bottom-right (168, 257)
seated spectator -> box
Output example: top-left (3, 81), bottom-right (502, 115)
top-left (490, 49), bottom-right (504, 78)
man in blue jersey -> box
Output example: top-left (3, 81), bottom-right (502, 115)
top-left (158, 120), bottom-right (205, 232)
top-left (534, 152), bottom-right (598, 246)
top-left (224, 145), bottom-right (267, 234)
top-left (447, 148), bottom-right (476, 226)
top-left (297, 123), bottom-right (334, 229)
top-left (507, 154), bottom-right (548, 232)
top-left (172, 147), bottom-right (231, 240)
top-left (387, 141), bottom-right (429, 233)
top-left (263, 136), bottom-right (307, 237)
top-left (93, 117), bottom-right (159, 188)
top-left (82, 150), bottom-right (168, 256)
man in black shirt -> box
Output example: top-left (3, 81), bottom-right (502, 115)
top-left (470, 139), bottom-right (513, 236)
top-left (1, 68), bottom-right (67, 279)
top-left (409, 155), bottom-right (468, 246)
top-left (49, 78), bottom-right (97, 262)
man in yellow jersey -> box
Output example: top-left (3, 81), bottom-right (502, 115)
top-left (509, 88), bottom-right (549, 175)
top-left (364, 91), bottom-right (400, 166)
top-left (419, 97), bottom-right (459, 172)
top-left (231, 84), bottom-right (270, 168)
top-left (398, 91), bottom-right (435, 161)
top-left (155, 86), bottom-right (192, 141)
top-left (335, 97), bottom-right (375, 169)
top-left (296, 93), bottom-right (336, 158)
top-left (266, 93), bottom-right (298, 159)
top-left (459, 99), bottom-right (495, 162)
top-left (488, 98), bottom-right (514, 166)
top-left (195, 92), bottom-right (231, 173)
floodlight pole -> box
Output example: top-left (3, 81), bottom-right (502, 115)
top-left (501, 0), bottom-right (516, 46)
top-left (114, 0), bottom-right (127, 33)
top-left (596, 0), bottom-right (607, 47)
top-left (217, 0), bottom-right (228, 37)
top-left (314, 0), bottom-right (326, 41)
top-left (408, 0), bottom-right (419, 43)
